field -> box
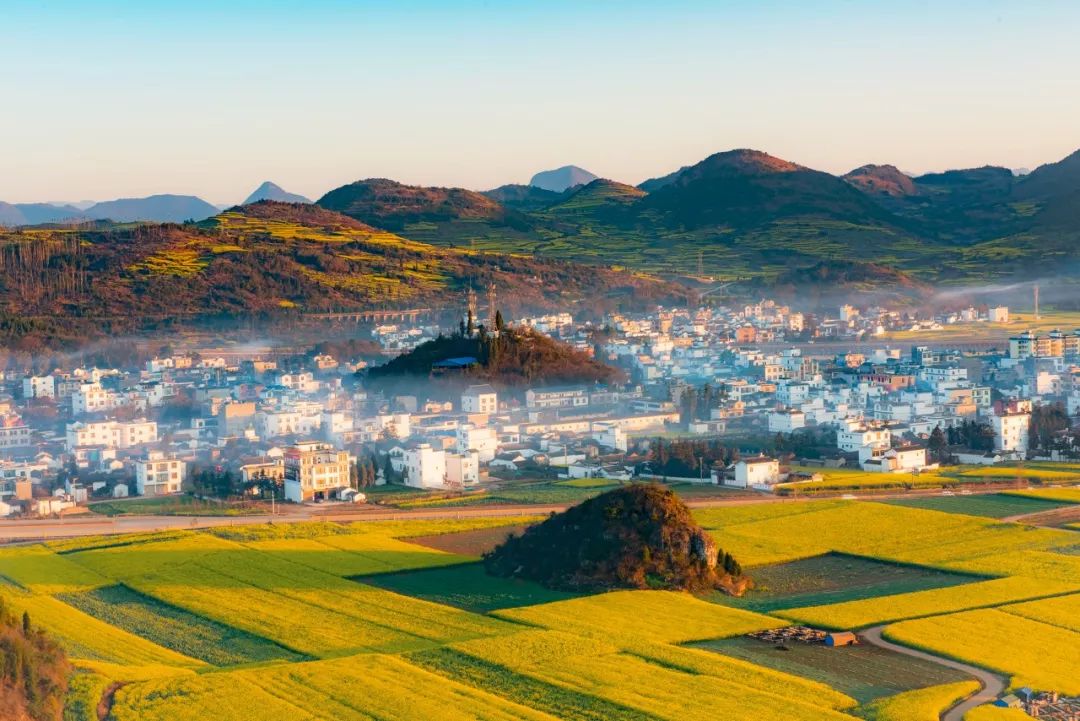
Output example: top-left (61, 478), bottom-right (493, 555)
top-left (89, 495), bottom-right (267, 517)
top-left (710, 552), bottom-right (981, 613)
top-left (693, 636), bottom-right (971, 703)
top-left (776, 463), bottom-right (1080, 495)
top-left (881, 493), bottom-right (1073, 518)
top-left (2, 499), bottom-right (1078, 719)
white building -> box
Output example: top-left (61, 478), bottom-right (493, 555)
top-left (988, 306), bottom-right (1009, 323)
top-left (461, 385), bottom-right (498, 414)
top-left (71, 383), bottom-right (117, 415)
top-left (526, 387), bottom-right (589, 410)
top-left (0, 423), bottom-right (32, 451)
top-left (860, 445), bottom-right (928, 473)
top-left (730, 457), bottom-right (781, 488)
top-left (66, 420), bottom-right (158, 451)
top-left (403, 444), bottom-right (446, 489)
top-left (445, 451), bottom-right (479, 486)
top-left (135, 453), bottom-right (186, 496)
top-left (22, 376), bottom-right (55, 400)
top-left (993, 409), bottom-right (1031, 456)
top-left (768, 409), bottom-right (806, 433)
top-left (837, 426), bottom-right (891, 453)
top-left (592, 423), bottom-right (627, 453)
top-left (456, 424), bottom-right (499, 463)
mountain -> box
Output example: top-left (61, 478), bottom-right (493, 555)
top-left (318, 178), bottom-right (513, 230)
top-left (482, 184), bottom-right (563, 211)
top-left (638, 165), bottom-right (689, 193)
top-left (529, 165), bottom-right (598, 193)
top-left (0, 202), bottom-right (27, 227)
top-left (545, 179), bottom-right (646, 218)
top-left (84, 194), bottom-right (219, 223)
top-left (0, 202), bottom-right (88, 227)
top-left (242, 181), bottom-right (311, 205)
top-left (842, 165), bottom-right (918, 197)
top-left (1014, 148), bottom-right (1080, 201)
top-left (0, 201), bottom-right (686, 350)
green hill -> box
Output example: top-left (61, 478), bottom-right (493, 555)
top-left (0, 201), bottom-right (686, 349)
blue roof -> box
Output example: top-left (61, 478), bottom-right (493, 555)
top-left (433, 357), bottom-right (478, 369)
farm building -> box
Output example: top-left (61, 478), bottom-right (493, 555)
top-left (824, 632), bottom-right (858, 647)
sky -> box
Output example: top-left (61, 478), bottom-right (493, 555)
top-left (3, 0), bottom-right (1079, 205)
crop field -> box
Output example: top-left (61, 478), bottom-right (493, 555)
top-left (89, 495), bottom-right (265, 516)
top-left (363, 563), bottom-right (582, 612)
top-left (710, 553), bottom-right (980, 613)
top-left (880, 493), bottom-right (1072, 518)
top-left (855, 681), bottom-right (979, 720)
top-left (885, 608), bottom-right (1080, 694)
top-left (1005, 487), bottom-right (1080, 504)
top-left (2, 502), bottom-right (1078, 719)
top-left (693, 636), bottom-right (971, 703)
top-left (778, 576), bottom-right (1077, 629)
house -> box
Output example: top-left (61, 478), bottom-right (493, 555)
top-left (135, 452), bottom-right (186, 496)
top-left (283, 442), bottom-right (351, 502)
top-left (768, 409), bottom-right (805, 433)
top-left (455, 424), bottom-right (499, 462)
top-left (992, 403), bottom-right (1031, 456)
top-left (730, 457), bottom-right (781, 488)
top-left (445, 451), bottom-right (479, 486)
top-left (859, 445), bottom-right (928, 473)
top-left (403, 444), bottom-right (446, 489)
top-left (460, 385), bottom-right (497, 414)
top-left (65, 420), bottom-right (158, 451)
top-left (22, 375), bottom-right (55, 399)
top-left (526, 386), bottom-right (589, 410)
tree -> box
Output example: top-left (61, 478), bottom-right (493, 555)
top-left (494, 309), bottom-right (505, 332)
top-left (466, 309), bottom-right (475, 337)
top-left (928, 425), bottom-right (947, 462)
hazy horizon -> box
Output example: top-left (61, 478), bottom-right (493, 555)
top-left (4, 0), bottom-right (1079, 204)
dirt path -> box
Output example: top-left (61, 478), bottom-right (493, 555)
top-left (1002, 504), bottom-right (1080, 528)
top-left (860, 625), bottom-right (1005, 721)
top-left (97, 681), bottom-right (128, 721)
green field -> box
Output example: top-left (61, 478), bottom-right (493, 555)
top-left (880, 493), bottom-right (1073, 519)
top-left (88, 495), bottom-right (265, 517)
top-left (692, 636), bottom-right (971, 704)
top-left (709, 553), bottom-right (981, 613)
top-left (363, 563), bottom-right (582, 612)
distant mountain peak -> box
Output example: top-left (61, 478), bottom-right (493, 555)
top-left (243, 181), bottom-right (311, 205)
top-left (696, 149), bottom-right (801, 175)
top-left (843, 164), bottom-right (918, 197)
top-left (529, 165), bottom-right (599, 193)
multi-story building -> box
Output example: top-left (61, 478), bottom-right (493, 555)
top-left (461, 385), bottom-right (498, 414)
top-left (21, 376), bottom-right (55, 399)
top-left (525, 387), bottom-right (589, 410)
top-left (445, 450), bottom-right (479, 486)
top-left (992, 405), bottom-right (1032, 456)
top-left (283, 442), bottom-right (351, 502)
top-left (403, 443), bottom-right (446, 489)
top-left (0, 418), bottom-right (32, 451)
top-left (135, 452), bottom-right (186, 496)
top-left (455, 424), bottom-right (499, 462)
top-left (837, 426), bottom-right (891, 453)
top-left (65, 420), bottom-right (158, 451)
top-left (71, 383), bottom-right (117, 415)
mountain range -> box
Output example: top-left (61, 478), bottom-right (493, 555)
top-left (4, 147), bottom-right (1080, 300)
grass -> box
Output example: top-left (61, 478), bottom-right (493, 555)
top-left (555, 477), bottom-right (622, 488)
top-left (362, 562), bottom-right (583, 612)
top-left (778, 576), bottom-right (1078, 630)
top-left (56, 584), bottom-right (306, 666)
top-left (885, 608), bottom-right (1080, 694)
top-left (89, 496), bottom-right (265, 517)
top-left (708, 553), bottom-right (980, 613)
top-left (693, 636), bottom-right (972, 704)
top-left (854, 681), bottom-right (980, 720)
top-left (880, 493), bottom-right (1073, 518)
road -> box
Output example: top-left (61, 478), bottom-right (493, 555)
top-left (860, 625), bottom-right (1005, 721)
top-left (0, 483), bottom-right (1051, 543)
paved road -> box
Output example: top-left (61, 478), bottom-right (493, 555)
top-left (860, 625), bottom-right (1005, 721)
top-left (0, 484), bottom-right (1041, 543)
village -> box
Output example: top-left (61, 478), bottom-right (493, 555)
top-left (0, 297), bottom-right (1078, 517)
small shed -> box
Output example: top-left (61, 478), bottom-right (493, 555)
top-left (994, 695), bottom-right (1022, 709)
top-left (825, 632), bottom-right (858, 647)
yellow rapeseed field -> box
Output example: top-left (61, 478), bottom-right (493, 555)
top-left (856, 681), bottom-right (979, 721)
top-left (885, 608), bottom-right (1080, 694)
top-left (779, 576), bottom-right (1078, 629)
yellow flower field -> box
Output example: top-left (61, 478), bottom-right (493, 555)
top-left (495, 590), bottom-right (781, 644)
top-left (885, 608), bottom-right (1080, 694)
top-left (1000, 591), bottom-right (1080, 633)
top-left (856, 681), bottom-right (979, 721)
top-left (779, 576), bottom-right (1078, 629)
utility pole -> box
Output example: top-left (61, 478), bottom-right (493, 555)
top-left (1034, 284), bottom-right (1040, 320)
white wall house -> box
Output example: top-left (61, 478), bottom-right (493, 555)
top-left (135, 453), bottom-right (186, 496)
top-left (455, 424), bottom-right (499, 462)
top-left (837, 426), bottom-right (891, 453)
top-left (283, 442), bottom-right (351, 503)
top-left (71, 383), bottom-right (117, 415)
top-left (445, 451), bottom-right (479, 486)
top-left (461, 385), bottom-right (497, 414)
top-left (993, 411), bottom-right (1031, 455)
top-left (768, 409), bottom-right (806, 433)
top-left (22, 376), bottom-right (55, 399)
top-left (403, 444), bottom-right (446, 489)
top-left (859, 446), bottom-right (928, 473)
top-left (66, 420), bottom-right (158, 451)
top-left (730, 458), bottom-right (781, 488)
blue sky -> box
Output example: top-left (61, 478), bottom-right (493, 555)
top-left (2, 0), bottom-right (1079, 203)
